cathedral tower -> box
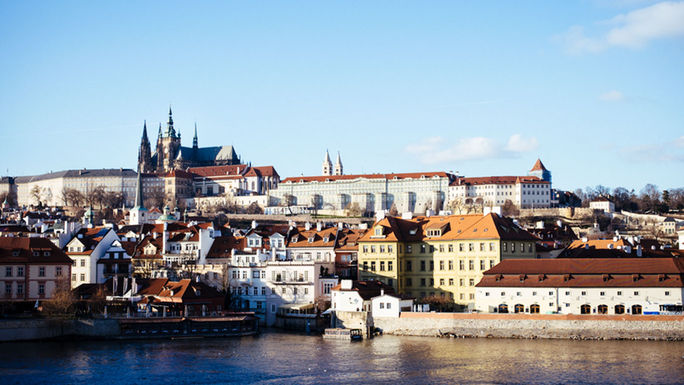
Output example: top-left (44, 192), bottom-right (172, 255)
top-left (138, 121), bottom-right (153, 173)
top-left (334, 151), bottom-right (343, 176)
top-left (322, 150), bottom-right (332, 176)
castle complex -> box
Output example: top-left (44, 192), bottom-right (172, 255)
top-left (138, 108), bottom-right (242, 173)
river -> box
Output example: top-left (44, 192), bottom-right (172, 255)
top-left (0, 333), bottom-right (682, 384)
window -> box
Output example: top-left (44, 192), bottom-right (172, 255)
top-left (548, 291), bottom-right (554, 296)
top-left (55, 267), bottom-right (62, 277)
top-left (379, 302), bottom-right (384, 309)
top-left (617, 291), bottom-right (622, 296)
top-left (468, 243), bottom-right (473, 252)
top-left (469, 293), bottom-right (474, 300)
top-left (16, 283), bottom-right (23, 296)
top-left (449, 278), bottom-right (454, 286)
top-left (388, 261), bottom-right (393, 271)
top-left (489, 243), bottom-right (495, 252)
top-left (581, 291), bottom-right (587, 296)
top-left (386, 302), bottom-right (391, 309)
top-left (388, 278), bottom-right (394, 287)
top-left (565, 291), bottom-right (570, 295)
top-left (439, 244), bottom-right (444, 252)
top-left (448, 260), bottom-right (453, 270)
top-left (485, 292), bottom-right (490, 296)
top-left (363, 246), bottom-right (368, 253)
top-left (371, 246), bottom-right (376, 253)
top-left (80, 274), bottom-right (85, 281)
top-left (406, 261), bottom-right (412, 272)
top-left (469, 279), bottom-right (474, 286)
top-left (480, 260), bottom-right (485, 270)
top-left (420, 260), bottom-right (426, 271)
top-left (665, 291), bottom-right (670, 296)
top-left (480, 243), bottom-right (485, 252)
top-left (253, 287), bottom-right (258, 295)
top-left (80, 259), bottom-right (85, 267)
top-left (420, 244), bottom-right (426, 254)
top-left (72, 274), bottom-right (76, 282)
top-left (459, 244), bottom-right (464, 252)
top-left (379, 246), bottom-right (385, 253)
top-left (406, 278), bottom-right (412, 287)
top-left (380, 261), bottom-right (385, 271)
top-left (469, 260), bottom-right (474, 270)
top-left (448, 244), bottom-right (453, 252)
top-left (439, 261), bottom-right (444, 270)
top-left (388, 245), bottom-right (393, 253)
top-left (39, 284), bottom-right (45, 296)
top-left (253, 271), bottom-right (260, 279)
top-left (430, 261), bottom-right (434, 271)
top-left (371, 261), bottom-right (376, 271)
top-left (459, 279), bottom-right (464, 287)
top-left (600, 291), bottom-right (605, 296)
top-left (420, 278), bottom-right (426, 287)
top-left (490, 260), bottom-right (495, 269)
top-left (503, 242), bottom-right (507, 252)
top-left (282, 288), bottom-right (286, 294)
top-left (5, 283), bottom-right (11, 295)
top-left (439, 278), bottom-right (445, 286)
top-left (459, 260), bottom-right (464, 271)
top-left (17, 267), bottom-right (24, 277)
top-left (633, 291), bottom-right (639, 296)
top-left (261, 287), bottom-right (266, 296)
top-left (5, 267), bottom-right (11, 277)
top-left (407, 245), bottom-right (413, 253)
top-left (530, 304), bottom-right (540, 314)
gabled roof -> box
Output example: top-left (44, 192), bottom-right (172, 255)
top-left (207, 235), bottom-right (245, 258)
top-left (0, 237), bottom-right (72, 264)
top-left (288, 226), bottom-right (338, 248)
top-left (450, 176), bottom-right (547, 186)
top-left (188, 164), bottom-right (247, 177)
top-left (529, 158), bottom-right (548, 172)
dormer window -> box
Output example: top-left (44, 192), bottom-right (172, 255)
top-left (323, 236), bottom-right (329, 243)
top-left (375, 227), bottom-right (383, 236)
top-left (426, 229), bottom-right (442, 237)
top-left (292, 235), bottom-right (299, 243)
top-left (308, 236), bottom-right (315, 243)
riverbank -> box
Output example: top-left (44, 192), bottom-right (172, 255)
top-left (0, 315), bottom-right (259, 342)
top-left (373, 313), bottom-right (684, 341)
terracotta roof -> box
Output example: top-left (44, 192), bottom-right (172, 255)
top-left (164, 169), bottom-right (194, 179)
top-left (188, 164), bottom-right (247, 177)
top-left (450, 176), bottom-right (548, 186)
top-left (529, 158), bottom-right (548, 172)
top-left (477, 258), bottom-right (684, 288)
top-left (282, 171), bottom-right (452, 184)
top-left (207, 235), bottom-right (245, 258)
top-left (288, 226), bottom-right (338, 248)
top-left (359, 213), bottom-right (537, 243)
top-left (0, 237), bottom-right (73, 264)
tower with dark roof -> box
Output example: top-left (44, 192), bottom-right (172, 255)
top-left (334, 151), bottom-right (343, 176)
top-left (138, 121), bottom-right (153, 173)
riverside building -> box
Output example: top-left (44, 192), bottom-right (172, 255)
top-left (357, 213), bottom-right (537, 305)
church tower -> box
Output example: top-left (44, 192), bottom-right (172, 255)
top-left (159, 107), bottom-right (182, 172)
top-left (138, 121), bottom-right (153, 173)
top-left (528, 158), bottom-right (551, 184)
top-left (322, 150), bottom-right (332, 176)
top-left (129, 168), bottom-right (148, 225)
top-left (334, 151), bottom-right (343, 176)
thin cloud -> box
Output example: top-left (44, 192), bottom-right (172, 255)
top-left (619, 136), bottom-right (684, 162)
top-left (600, 90), bottom-right (625, 101)
top-left (558, 1), bottom-right (684, 54)
top-left (406, 134), bottom-right (539, 164)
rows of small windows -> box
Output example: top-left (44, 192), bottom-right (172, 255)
top-left (404, 277), bottom-right (481, 289)
top-left (483, 290), bottom-right (670, 298)
top-left (3, 282), bottom-right (46, 297)
top-left (231, 286), bottom-right (310, 296)
top-left (5, 266), bottom-right (57, 277)
top-left (402, 290), bottom-right (476, 302)
top-left (362, 242), bottom-right (532, 254)
top-left (361, 258), bottom-right (495, 273)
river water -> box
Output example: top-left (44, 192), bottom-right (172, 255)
top-left (0, 333), bottom-right (682, 384)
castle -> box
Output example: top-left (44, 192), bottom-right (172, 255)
top-left (138, 108), bottom-right (242, 173)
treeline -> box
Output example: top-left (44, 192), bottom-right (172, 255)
top-left (574, 184), bottom-right (684, 214)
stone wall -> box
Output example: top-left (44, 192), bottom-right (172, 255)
top-left (373, 313), bottom-right (684, 341)
top-left (333, 310), bottom-right (372, 338)
top-left (0, 318), bottom-right (120, 342)
top-left (517, 207), bottom-right (597, 219)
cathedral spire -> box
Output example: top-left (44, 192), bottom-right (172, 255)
top-left (334, 151), bottom-right (343, 176)
top-left (141, 120), bottom-right (149, 142)
top-left (134, 168), bottom-right (144, 209)
top-left (322, 150), bottom-right (333, 176)
top-left (193, 123), bottom-right (198, 149)
top-left (167, 106), bottom-right (175, 137)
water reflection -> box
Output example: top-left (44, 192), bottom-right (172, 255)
top-left (0, 334), bottom-right (682, 384)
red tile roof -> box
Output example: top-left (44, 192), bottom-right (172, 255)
top-left (529, 158), bottom-right (548, 172)
top-left (450, 176), bottom-right (548, 186)
top-left (331, 280), bottom-right (396, 300)
top-left (282, 171), bottom-right (452, 184)
top-left (188, 164), bottom-right (247, 177)
top-left (0, 237), bottom-right (72, 264)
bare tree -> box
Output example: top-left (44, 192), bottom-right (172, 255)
top-left (42, 277), bottom-right (76, 317)
top-left (388, 202), bottom-right (399, 216)
top-left (346, 202), bottom-right (363, 217)
top-left (30, 186), bottom-right (42, 205)
top-left (245, 202), bottom-right (263, 214)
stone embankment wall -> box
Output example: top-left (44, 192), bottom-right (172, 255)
top-left (373, 313), bottom-right (684, 341)
top-left (0, 318), bottom-right (120, 342)
top-left (517, 207), bottom-right (597, 219)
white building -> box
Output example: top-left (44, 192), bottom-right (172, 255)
top-left (370, 292), bottom-right (413, 318)
top-left (475, 258), bottom-right (684, 315)
top-left (269, 172), bottom-right (455, 216)
top-left (589, 196), bottom-right (615, 214)
top-left (65, 227), bottom-right (120, 288)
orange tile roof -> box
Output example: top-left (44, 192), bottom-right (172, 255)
top-left (450, 176), bottom-right (548, 186)
top-left (282, 171), bottom-right (452, 184)
top-left (188, 164), bottom-right (247, 177)
top-left (529, 158), bottom-right (548, 172)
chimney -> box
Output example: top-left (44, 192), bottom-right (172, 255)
top-left (337, 222), bottom-right (343, 230)
top-left (380, 289), bottom-right (384, 296)
top-left (608, 244), bottom-right (613, 249)
top-left (305, 222), bottom-right (311, 231)
top-left (581, 237), bottom-right (587, 243)
top-left (316, 222), bottom-right (322, 232)
top-left (624, 245), bottom-right (631, 254)
top-left (251, 220), bottom-right (258, 229)
top-left (636, 245), bottom-right (642, 257)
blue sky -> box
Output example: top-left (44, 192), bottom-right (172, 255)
top-left (0, 1), bottom-right (682, 192)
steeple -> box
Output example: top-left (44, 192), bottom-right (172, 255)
top-left (193, 123), bottom-right (198, 149)
top-left (166, 106), bottom-right (176, 137)
top-left (138, 121), bottom-right (152, 173)
top-left (322, 150), bottom-right (333, 176)
top-left (334, 151), bottom-right (343, 176)
top-left (134, 168), bottom-right (144, 209)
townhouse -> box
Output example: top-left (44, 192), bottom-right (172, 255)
top-left (65, 226), bottom-right (120, 288)
top-left (0, 237), bottom-right (72, 301)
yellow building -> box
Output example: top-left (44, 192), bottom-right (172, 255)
top-left (358, 213), bottom-right (537, 305)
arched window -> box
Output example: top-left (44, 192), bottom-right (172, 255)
top-left (529, 304), bottom-right (540, 314)
top-left (498, 304), bottom-right (508, 313)
top-left (614, 304), bottom-right (625, 314)
top-left (597, 304), bottom-right (608, 314)
top-left (580, 304), bottom-right (591, 314)
top-left (631, 304), bottom-right (642, 315)
top-left (514, 304), bottom-right (524, 313)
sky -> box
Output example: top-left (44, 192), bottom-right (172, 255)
top-left (0, 1), bottom-right (682, 192)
